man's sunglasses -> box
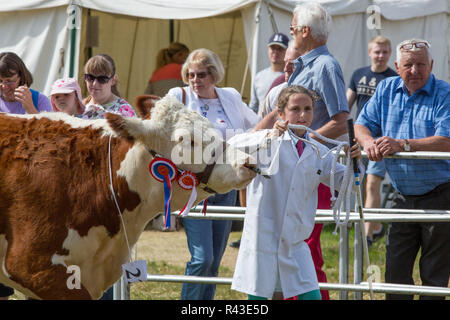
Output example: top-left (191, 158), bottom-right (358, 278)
top-left (84, 73), bottom-right (112, 84)
top-left (187, 72), bottom-right (210, 79)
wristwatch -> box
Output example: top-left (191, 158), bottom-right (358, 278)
top-left (403, 139), bottom-right (411, 152)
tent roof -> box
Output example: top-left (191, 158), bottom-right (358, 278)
top-left (0, 0), bottom-right (448, 20)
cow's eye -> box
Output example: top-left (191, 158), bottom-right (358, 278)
top-left (211, 150), bottom-right (216, 158)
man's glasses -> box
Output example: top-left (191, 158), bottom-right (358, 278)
top-left (289, 25), bottom-right (302, 32)
top-left (399, 41), bottom-right (430, 51)
top-left (84, 73), bottom-right (112, 84)
top-left (187, 72), bottom-right (210, 79)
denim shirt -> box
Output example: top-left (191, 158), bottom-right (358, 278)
top-left (356, 74), bottom-right (450, 195)
top-left (288, 45), bottom-right (348, 133)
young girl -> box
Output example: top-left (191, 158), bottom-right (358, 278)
top-left (231, 85), bottom-right (362, 300)
top-left (50, 78), bottom-right (85, 116)
top-left (81, 54), bottom-right (135, 119)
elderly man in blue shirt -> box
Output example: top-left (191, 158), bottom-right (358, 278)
top-left (355, 38), bottom-right (450, 300)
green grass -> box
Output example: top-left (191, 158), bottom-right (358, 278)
top-left (130, 261), bottom-right (247, 300)
top-left (321, 223), bottom-right (387, 300)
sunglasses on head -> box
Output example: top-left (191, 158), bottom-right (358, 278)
top-left (400, 41), bottom-right (430, 51)
top-left (187, 71), bottom-right (210, 79)
top-left (84, 73), bottom-right (112, 84)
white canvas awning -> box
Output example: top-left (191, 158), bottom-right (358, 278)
top-left (0, 0), bottom-right (448, 104)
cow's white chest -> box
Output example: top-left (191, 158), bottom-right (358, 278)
top-left (51, 225), bottom-right (132, 299)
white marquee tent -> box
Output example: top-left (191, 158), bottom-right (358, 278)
top-left (0, 0), bottom-right (448, 104)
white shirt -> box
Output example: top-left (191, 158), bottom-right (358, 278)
top-left (197, 97), bottom-right (232, 139)
top-left (167, 86), bottom-right (260, 139)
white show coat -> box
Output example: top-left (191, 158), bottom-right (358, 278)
top-left (167, 86), bottom-right (260, 133)
top-left (231, 130), bottom-right (362, 298)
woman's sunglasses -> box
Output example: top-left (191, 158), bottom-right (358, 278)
top-left (84, 73), bottom-right (112, 84)
top-left (187, 72), bottom-right (210, 79)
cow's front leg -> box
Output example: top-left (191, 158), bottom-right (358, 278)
top-left (6, 259), bottom-right (92, 300)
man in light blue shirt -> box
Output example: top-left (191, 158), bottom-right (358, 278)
top-left (355, 39), bottom-right (450, 300)
top-left (288, 45), bottom-right (348, 137)
top-left (288, 7), bottom-right (349, 143)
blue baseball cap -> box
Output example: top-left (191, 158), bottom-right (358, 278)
top-left (267, 32), bottom-right (289, 49)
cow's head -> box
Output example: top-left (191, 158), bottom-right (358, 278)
top-left (106, 95), bottom-right (257, 197)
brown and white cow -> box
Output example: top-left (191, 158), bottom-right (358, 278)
top-left (0, 95), bottom-right (256, 299)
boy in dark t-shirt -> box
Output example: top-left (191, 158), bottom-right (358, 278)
top-left (348, 66), bottom-right (397, 117)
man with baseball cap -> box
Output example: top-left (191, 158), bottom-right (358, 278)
top-left (248, 32), bottom-right (289, 114)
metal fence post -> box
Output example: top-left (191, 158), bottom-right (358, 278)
top-left (120, 275), bottom-right (130, 300)
top-left (339, 223), bottom-right (349, 300)
top-left (353, 221), bottom-right (363, 300)
top-left (113, 279), bottom-right (121, 300)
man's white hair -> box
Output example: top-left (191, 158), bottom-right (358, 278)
top-left (396, 38), bottom-right (433, 64)
top-left (293, 2), bottom-right (332, 42)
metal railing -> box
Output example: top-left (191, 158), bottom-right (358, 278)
top-left (114, 151), bottom-right (450, 300)
top-left (113, 207), bottom-right (450, 300)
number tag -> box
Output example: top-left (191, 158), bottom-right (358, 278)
top-left (122, 260), bottom-right (147, 284)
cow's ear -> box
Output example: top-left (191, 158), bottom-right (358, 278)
top-left (105, 113), bottom-right (138, 142)
top-left (133, 95), bottom-right (160, 119)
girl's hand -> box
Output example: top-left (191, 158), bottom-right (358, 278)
top-left (271, 119), bottom-right (288, 137)
top-left (344, 139), bottom-right (361, 160)
top-left (349, 139), bottom-right (361, 160)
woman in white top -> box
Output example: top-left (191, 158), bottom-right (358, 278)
top-left (168, 48), bottom-right (259, 300)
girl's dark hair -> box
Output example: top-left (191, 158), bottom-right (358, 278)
top-left (0, 52), bottom-right (33, 86)
top-left (277, 85), bottom-right (319, 113)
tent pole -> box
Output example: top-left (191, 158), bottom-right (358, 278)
top-left (170, 20), bottom-right (174, 43)
top-left (264, 0), bottom-right (278, 33)
top-left (240, 0), bottom-right (262, 96)
top-left (67, 2), bottom-right (80, 78)
top-left (224, 16), bottom-right (237, 86)
top-left (125, 18), bottom-right (140, 100)
top-left (69, 28), bottom-right (77, 78)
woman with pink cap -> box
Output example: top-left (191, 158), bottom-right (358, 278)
top-left (50, 78), bottom-right (85, 116)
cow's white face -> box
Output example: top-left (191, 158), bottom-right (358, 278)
top-left (106, 95), bottom-right (257, 195)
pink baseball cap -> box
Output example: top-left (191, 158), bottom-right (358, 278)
top-left (50, 78), bottom-right (85, 113)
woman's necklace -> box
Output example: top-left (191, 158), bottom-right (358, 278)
top-left (199, 97), bottom-right (213, 112)
top-left (198, 90), bottom-right (217, 114)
